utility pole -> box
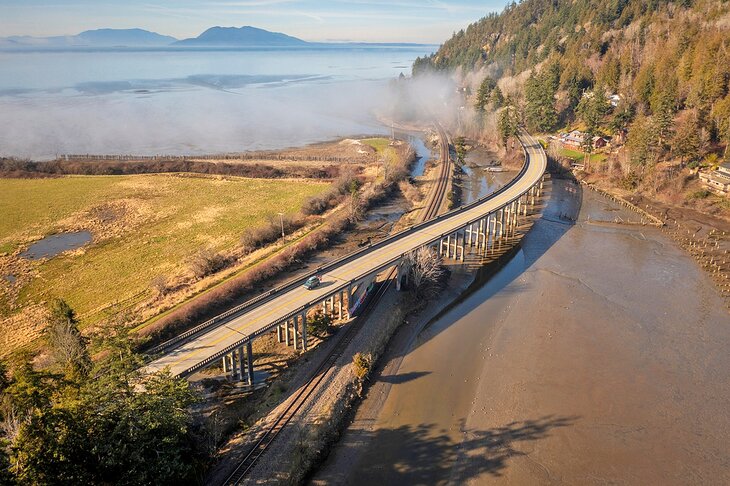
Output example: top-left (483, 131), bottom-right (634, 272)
top-left (278, 212), bottom-right (285, 238)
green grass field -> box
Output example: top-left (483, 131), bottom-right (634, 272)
top-left (0, 174), bottom-right (327, 327)
top-left (362, 137), bottom-right (398, 161)
top-left (558, 147), bottom-right (607, 164)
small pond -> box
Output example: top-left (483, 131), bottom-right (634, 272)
top-left (20, 231), bottom-right (93, 260)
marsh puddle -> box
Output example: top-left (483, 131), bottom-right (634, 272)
top-left (395, 130), bottom-right (433, 177)
top-left (21, 231), bottom-right (92, 260)
top-left (461, 145), bottom-right (515, 205)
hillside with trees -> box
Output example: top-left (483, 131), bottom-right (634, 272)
top-left (415, 0), bottom-right (730, 214)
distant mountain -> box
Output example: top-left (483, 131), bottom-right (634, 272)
top-left (75, 28), bottom-right (177, 46)
top-left (0, 26), bottom-right (431, 50)
top-left (174, 26), bottom-right (308, 47)
top-left (1, 28), bottom-right (177, 48)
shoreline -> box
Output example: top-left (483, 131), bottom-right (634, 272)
top-left (315, 175), bottom-right (730, 485)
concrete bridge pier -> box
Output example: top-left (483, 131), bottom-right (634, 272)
top-left (338, 290), bottom-right (344, 320)
top-left (479, 217), bottom-right (487, 250)
top-left (500, 207), bottom-right (507, 239)
top-left (504, 205), bottom-right (510, 236)
top-left (285, 318), bottom-right (292, 346)
top-left (505, 205), bottom-right (511, 235)
top-left (292, 316), bottom-right (299, 350)
top-left (474, 218), bottom-right (483, 253)
top-left (277, 323), bottom-right (283, 343)
top-left (231, 348), bottom-right (240, 380)
top-left (458, 230), bottom-right (465, 261)
top-left (347, 283), bottom-right (355, 318)
top-left (300, 312), bottom-right (307, 352)
top-left (485, 213), bottom-right (494, 253)
top-left (492, 209), bottom-right (502, 240)
top-left (396, 261), bottom-right (409, 291)
top-left (237, 347), bottom-right (245, 381)
top-left (511, 201), bottom-right (518, 235)
top-left (244, 341), bottom-right (254, 385)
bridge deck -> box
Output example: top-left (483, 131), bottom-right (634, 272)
top-left (144, 133), bottom-right (546, 377)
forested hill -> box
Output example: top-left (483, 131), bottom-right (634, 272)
top-left (415, 0), bottom-right (729, 79)
top-left (415, 0), bottom-right (730, 173)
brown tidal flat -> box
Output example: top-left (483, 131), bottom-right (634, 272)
top-left (316, 179), bottom-right (730, 485)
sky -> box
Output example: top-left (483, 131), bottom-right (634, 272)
top-left (0, 0), bottom-right (506, 44)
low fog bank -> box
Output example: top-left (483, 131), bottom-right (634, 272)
top-left (0, 71), bottom-right (468, 160)
top-left (0, 79), bottom-right (390, 160)
top-left (383, 72), bottom-right (503, 150)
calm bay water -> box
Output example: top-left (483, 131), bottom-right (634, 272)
top-left (0, 46), bottom-right (434, 159)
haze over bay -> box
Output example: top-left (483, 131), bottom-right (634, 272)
top-left (0, 45), bottom-right (433, 159)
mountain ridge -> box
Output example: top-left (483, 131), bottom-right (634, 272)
top-left (174, 26), bottom-right (307, 47)
top-left (3, 28), bottom-right (176, 47)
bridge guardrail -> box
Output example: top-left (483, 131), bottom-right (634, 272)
top-left (148, 132), bottom-right (540, 359)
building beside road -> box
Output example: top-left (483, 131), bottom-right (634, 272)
top-left (699, 162), bottom-right (730, 196)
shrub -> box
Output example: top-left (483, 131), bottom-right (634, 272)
top-left (151, 276), bottom-right (170, 297)
top-left (301, 167), bottom-right (361, 216)
top-left (688, 189), bottom-right (711, 200)
top-left (240, 214), bottom-right (303, 252)
top-left (352, 352), bottom-right (372, 380)
top-left (189, 249), bottom-right (229, 279)
top-left (307, 312), bottom-right (333, 338)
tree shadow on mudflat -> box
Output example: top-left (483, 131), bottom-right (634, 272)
top-left (350, 415), bottom-right (579, 485)
top-left (378, 370), bottom-right (431, 384)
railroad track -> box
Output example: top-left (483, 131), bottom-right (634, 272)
top-left (222, 124), bottom-right (452, 485)
top-left (422, 121), bottom-right (451, 221)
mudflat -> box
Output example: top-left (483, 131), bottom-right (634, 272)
top-left (319, 178), bottom-right (730, 485)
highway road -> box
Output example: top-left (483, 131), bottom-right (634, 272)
top-left (144, 132), bottom-right (546, 378)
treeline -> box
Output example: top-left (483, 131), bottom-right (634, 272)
top-left (0, 301), bottom-right (205, 484)
top-left (421, 0), bottom-right (730, 172)
top-left (0, 158), bottom-right (342, 180)
top-left (415, 0), bottom-right (707, 76)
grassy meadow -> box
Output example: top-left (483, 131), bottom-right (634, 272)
top-left (0, 174), bottom-right (327, 351)
top-left (558, 147), bottom-right (607, 165)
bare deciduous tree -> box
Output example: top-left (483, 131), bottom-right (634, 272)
top-left (403, 247), bottom-right (445, 298)
top-left (151, 275), bottom-right (170, 297)
top-left (189, 248), bottom-right (229, 279)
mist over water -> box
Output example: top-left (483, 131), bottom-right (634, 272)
top-left (0, 47), bottom-right (435, 159)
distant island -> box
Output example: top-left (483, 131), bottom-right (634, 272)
top-left (0, 26), bottom-right (431, 50)
top-left (0, 28), bottom-right (176, 48)
top-left (174, 26), bottom-right (307, 47)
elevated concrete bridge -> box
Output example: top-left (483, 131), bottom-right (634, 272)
top-left (143, 131), bottom-right (547, 382)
